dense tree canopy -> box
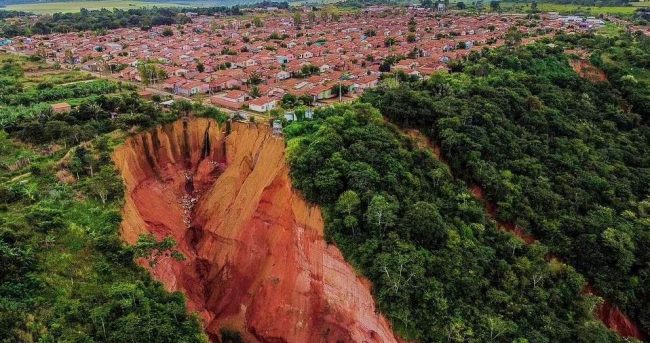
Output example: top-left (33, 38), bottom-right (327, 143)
top-left (0, 6), bottom-right (241, 37)
top-left (284, 102), bottom-right (621, 341)
top-left (363, 33), bottom-right (650, 336)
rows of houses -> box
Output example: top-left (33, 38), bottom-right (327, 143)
top-left (6, 8), bottom-right (593, 112)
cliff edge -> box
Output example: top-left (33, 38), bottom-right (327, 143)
top-left (113, 119), bottom-right (398, 343)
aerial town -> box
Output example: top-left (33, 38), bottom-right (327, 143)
top-left (1, 0), bottom-right (650, 341)
top-left (4, 7), bottom-right (602, 113)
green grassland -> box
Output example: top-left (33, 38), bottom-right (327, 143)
top-left (3, 0), bottom-right (186, 14)
top-left (499, 2), bottom-right (640, 15)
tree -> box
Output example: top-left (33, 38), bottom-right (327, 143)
top-left (407, 33), bottom-right (416, 43)
top-left (293, 12), bottom-right (302, 26)
top-left (457, 1), bottom-right (466, 9)
top-left (505, 27), bottom-right (523, 46)
top-left (253, 17), bottom-right (263, 27)
top-left (336, 190), bottom-right (361, 234)
top-left (250, 86), bottom-right (261, 98)
top-left (365, 195), bottom-right (397, 235)
top-left (320, 10), bottom-right (329, 22)
top-left (137, 62), bottom-right (166, 85)
top-left (490, 0), bottom-right (500, 12)
top-left (172, 99), bottom-right (193, 117)
top-left (282, 93), bottom-right (297, 108)
top-left (85, 165), bottom-right (123, 204)
top-left (336, 190), bottom-right (360, 215)
top-left (401, 201), bottom-right (446, 248)
top-left (133, 234), bottom-right (185, 267)
top-left (331, 84), bottom-right (349, 98)
top-left (248, 72), bottom-right (263, 85)
top-left (199, 106), bottom-right (228, 123)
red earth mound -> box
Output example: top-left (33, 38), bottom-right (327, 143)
top-left (113, 119), bottom-right (398, 343)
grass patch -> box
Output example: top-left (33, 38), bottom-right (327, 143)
top-left (499, 2), bottom-right (639, 15)
top-left (23, 71), bottom-right (95, 88)
top-left (3, 1), bottom-right (185, 14)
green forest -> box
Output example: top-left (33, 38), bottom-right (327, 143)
top-left (362, 32), bottom-right (650, 337)
top-left (0, 55), bottom-right (231, 342)
top-left (0, 6), bottom-right (241, 37)
top-left (283, 102), bottom-right (625, 342)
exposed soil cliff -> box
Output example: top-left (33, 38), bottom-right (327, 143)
top-left (113, 119), bottom-right (398, 343)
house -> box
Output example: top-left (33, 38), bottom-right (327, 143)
top-left (249, 96), bottom-right (277, 113)
top-left (210, 77), bottom-right (243, 92)
top-left (210, 96), bottom-right (243, 110)
top-left (176, 81), bottom-right (209, 96)
top-left (354, 76), bottom-right (379, 90)
top-left (51, 102), bottom-right (71, 113)
top-left (172, 68), bottom-right (189, 77)
top-left (276, 70), bottom-right (291, 80)
top-left (309, 84), bottom-right (334, 101)
top-left (162, 76), bottom-right (185, 90)
top-left (223, 90), bottom-right (249, 103)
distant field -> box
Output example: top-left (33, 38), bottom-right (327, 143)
top-left (3, 1), bottom-right (186, 14)
top-left (500, 2), bottom-right (640, 15)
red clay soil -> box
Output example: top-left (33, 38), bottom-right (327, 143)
top-left (113, 118), bottom-right (399, 343)
top-left (468, 185), bottom-right (537, 245)
top-left (404, 128), bottom-right (646, 341)
top-left (570, 59), bottom-right (607, 83)
top-left (583, 286), bottom-right (647, 340)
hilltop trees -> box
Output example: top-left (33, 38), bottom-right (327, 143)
top-left (0, 7), bottom-right (242, 37)
top-left (364, 34), bottom-right (650, 336)
top-left (284, 102), bottom-right (619, 341)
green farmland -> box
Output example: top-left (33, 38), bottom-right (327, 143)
top-left (2, 1), bottom-right (186, 14)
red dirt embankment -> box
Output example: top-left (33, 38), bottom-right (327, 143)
top-left (404, 128), bottom-right (646, 341)
top-left (570, 59), bottom-right (607, 83)
top-left (113, 118), bottom-right (398, 343)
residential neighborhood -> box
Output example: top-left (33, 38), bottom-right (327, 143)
top-left (3, 7), bottom-right (602, 112)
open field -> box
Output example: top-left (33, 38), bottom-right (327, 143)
top-left (2, 1), bottom-right (186, 14)
top-left (1, 0), bottom-right (310, 14)
top-left (499, 2), bottom-right (641, 15)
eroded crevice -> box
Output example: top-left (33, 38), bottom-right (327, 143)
top-left (113, 119), bottom-right (399, 343)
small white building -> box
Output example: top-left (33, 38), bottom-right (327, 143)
top-left (249, 96), bottom-right (277, 113)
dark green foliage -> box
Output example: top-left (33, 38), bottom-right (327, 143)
top-left (0, 79), bottom-right (117, 107)
top-left (0, 6), bottom-right (242, 37)
top-left (4, 91), bottom-right (177, 145)
top-left (364, 34), bottom-right (650, 336)
top-left (285, 103), bottom-right (619, 342)
top-left (0, 67), bottom-right (206, 341)
top-left (134, 234), bottom-right (186, 267)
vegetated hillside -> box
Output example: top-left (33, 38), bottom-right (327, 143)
top-left (283, 102), bottom-right (625, 342)
top-left (113, 118), bottom-right (398, 342)
top-left (362, 33), bottom-right (650, 337)
top-left (0, 6), bottom-right (241, 37)
top-left (0, 55), bottom-right (230, 341)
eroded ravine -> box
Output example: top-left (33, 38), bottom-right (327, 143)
top-left (113, 118), bottom-right (398, 343)
top-left (405, 128), bottom-right (646, 341)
